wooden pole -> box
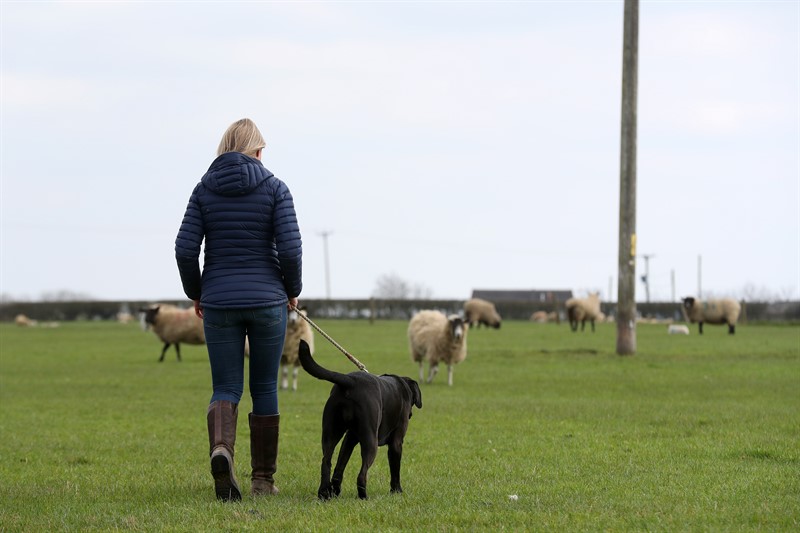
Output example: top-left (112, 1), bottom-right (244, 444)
top-left (616, 0), bottom-right (639, 356)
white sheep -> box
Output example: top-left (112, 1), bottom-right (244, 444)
top-left (681, 297), bottom-right (741, 335)
top-left (408, 310), bottom-right (468, 386)
top-left (139, 304), bottom-right (205, 362)
top-left (280, 307), bottom-right (314, 391)
top-left (530, 311), bottom-right (558, 323)
top-left (464, 298), bottom-right (501, 329)
top-left (667, 324), bottom-right (690, 335)
top-left (14, 314), bottom-right (37, 327)
top-left (565, 292), bottom-right (602, 333)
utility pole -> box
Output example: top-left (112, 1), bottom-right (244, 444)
top-left (640, 253), bottom-right (655, 303)
top-left (616, 0), bottom-right (639, 356)
top-left (319, 231), bottom-right (333, 300)
top-left (697, 254), bottom-right (702, 298)
top-left (671, 269), bottom-right (676, 302)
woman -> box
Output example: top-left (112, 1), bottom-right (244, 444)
top-left (175, 118), bottom-right (303, 501)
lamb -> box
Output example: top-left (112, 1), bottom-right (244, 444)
top-left (565, 292), bottom-right (602, 333)
top-left (140, 304), bottom-right (205, 362)
top-left (463, 298), bottom-right (501, 329)
top-left (280, 307), bottom-right (315, 391)
top-left (667, 324), bottom-right (690, 335)
top-left (681, 297), bottom-right (741, 335)
top-left (408, 310), bottom-right (468, 386)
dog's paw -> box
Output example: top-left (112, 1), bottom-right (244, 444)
top-left (331, 478), bottom-right (342, 496)
top-left (318, 484), bottom-right (336, 500)
top-left (357, 485), bottom-right (368, 500)
top-left (390, 484), bottom-right (403, 494)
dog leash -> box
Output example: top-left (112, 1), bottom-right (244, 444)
top-left (290, 304), bottom-right (369, 373)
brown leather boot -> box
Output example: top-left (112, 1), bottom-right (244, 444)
top-left (249, 413), bottom-right (280, 495)
top-left (207, 400), bottom-right (242, 501)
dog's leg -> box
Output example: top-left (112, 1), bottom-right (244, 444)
top-left (331, 430), bottom-right (359, 496)
top-left (356, 428), bottom-right (378, 500)
top-left (388, 433), bottom-right (404, 494)
top-left (318, 423), bottom-right (346, 500)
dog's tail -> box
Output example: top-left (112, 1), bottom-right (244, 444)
top-left (298, 339), bottom-right (356, 388)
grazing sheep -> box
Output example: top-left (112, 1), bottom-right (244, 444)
top-left (668, 324), bottom-right (690, 335)
top-left (408, 310), bottom-right (468, 386)
top-left (530, 311), bottom-right (558, 323)
top-left (565, 292), bottom-right (602, 333)
top-left (681, 297), bottom-right (741, 335)
top-left (464, 298), bottom-right (501, 329)
top-left (280, 307), bottom-right (315, 391)
top-left (14, 314), bottom-right (36, 327)
top-left (140, 304), bottom-right (205, 362)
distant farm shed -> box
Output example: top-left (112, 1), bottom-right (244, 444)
top-left (471, 289), bottom-right (573, 304)
top-left (470, 289), bottom-right (574, 321)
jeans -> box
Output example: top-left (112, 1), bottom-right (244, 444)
top-left (203, 305), bottom-right (287, 415)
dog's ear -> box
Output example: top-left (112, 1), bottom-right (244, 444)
top-left (405, 378), bottom-right (422, 409)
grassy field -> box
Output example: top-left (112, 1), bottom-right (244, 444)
top-left (0, 319), bottom-right (798, 531)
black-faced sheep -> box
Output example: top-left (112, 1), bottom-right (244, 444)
top-left (408, 310), bottom-right (468, 386)
top-left (681, 297), bottom-right (741, 335)
top-left (140, 304), bottom-right (205, 362)
top-left (464, 298), bottom-right (501, 329)
top-left (565, 292), bottom-right (602, 332)
top-left (280, 307), bottom-right (314, 391)
top-left (243, 307), bottom-right (315, 390)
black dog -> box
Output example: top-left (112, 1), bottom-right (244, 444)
top-left (298, 339), bottom-right (422, 500)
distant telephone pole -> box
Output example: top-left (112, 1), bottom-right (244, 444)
top-left (616, 0), bottom-right (639, 356)
top-left (319, 231), bottom-right (333, 299)
top-left (640, 253), bottom-right (655, 303)
top-left (697, 254), bottom-right (702, 298)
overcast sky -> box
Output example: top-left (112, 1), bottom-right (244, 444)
top-left (2, 1), bottom-right (798, 304)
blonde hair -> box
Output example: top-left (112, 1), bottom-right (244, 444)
top-left (216, 118), bottom-right (266, 157)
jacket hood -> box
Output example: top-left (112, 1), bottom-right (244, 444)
top-left (201, 152), bottom-right (273, 196)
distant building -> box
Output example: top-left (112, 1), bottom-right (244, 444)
top-left (471, 289), bottom-right (573, 304)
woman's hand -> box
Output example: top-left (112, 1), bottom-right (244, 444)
top-left (288, 297), bottom-right (298, 311)
top-left (194, 299), bottom-right (204, 319)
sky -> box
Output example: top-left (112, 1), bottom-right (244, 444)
top-left (2, 0), bottom-right (798, 304)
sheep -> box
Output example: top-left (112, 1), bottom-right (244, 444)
top-left (565, 292), bottom-right (602, 333)
top-left (531, 311), bottom-right (559, 323)
top-left (408, 310), bottom-right (468, 386)
top-left (463, 298), bottom-right (501, 329)
top-left (243, 307), bottom-right (315, 391)
top-left (139, 304), bottom-right (205, 362)
top-left (14, 314), bottom-right (37, 327)
top-left (280, 307), bottom-right (314, 391)
top-left (681, 297), bottom-right (741, 335)
top-left (668, 324), bottom-right (690, 335)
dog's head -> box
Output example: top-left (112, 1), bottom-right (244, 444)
top-left (402, 377), bottom-right (422, 412)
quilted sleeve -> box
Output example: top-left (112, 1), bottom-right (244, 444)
top-left (272, 180), bottom-right (303, 298)
top-left (174, 184), bottom-right (205, 301)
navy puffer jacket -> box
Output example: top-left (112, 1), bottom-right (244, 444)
top-left (175, 152), bottom-right (302, 308)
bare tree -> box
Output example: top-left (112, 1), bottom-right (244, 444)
top-left (372, 273), bottom-right (432, 299)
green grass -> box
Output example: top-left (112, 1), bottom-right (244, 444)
top-left (1, 320), bottom-right (798, 531)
